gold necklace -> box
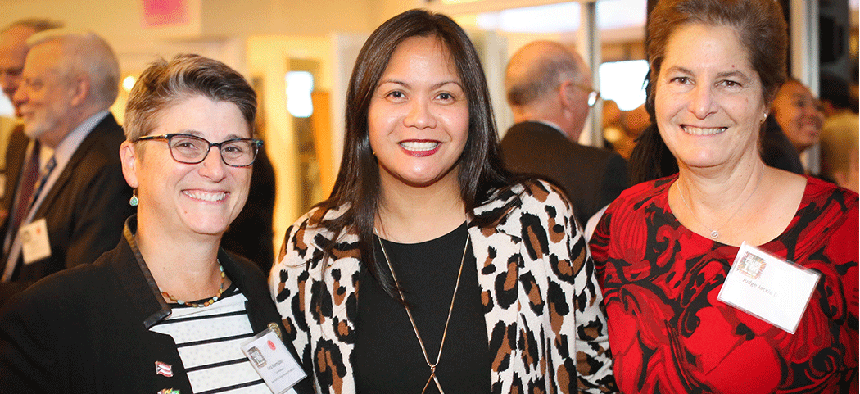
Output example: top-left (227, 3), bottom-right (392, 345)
top-left (375, 231), bottom-right (469, 394)
top-left (675, 175), bottom-right (762, 240)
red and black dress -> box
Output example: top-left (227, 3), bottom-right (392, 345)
top-left (590, 175), bottom-right (858, 393)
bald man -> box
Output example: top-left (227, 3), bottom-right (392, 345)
top-left (500, 40), bottom-right (628, 226)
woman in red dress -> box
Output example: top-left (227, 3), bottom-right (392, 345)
top-left (590, 0), bottom-right (858, 392)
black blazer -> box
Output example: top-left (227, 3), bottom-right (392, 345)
top-left (0, 113), bottom-right (134, 305)
top-left (0, 126), bottom-right (29, 218)
top-left (0, 217), bottom-right (314, 393)
top-left (500, 121), bottom-right (629, 226)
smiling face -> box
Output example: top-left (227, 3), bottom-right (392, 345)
top-left (121, 95), bottom-right (252, 238)
top-left (654, 23), bottom-right (768, 171)
top-left (13, 41), bottom-right (79, 146)
top-left (368, 35), bottom-right (469, 192)
top-left (771, 80), bottom-right (824, 153)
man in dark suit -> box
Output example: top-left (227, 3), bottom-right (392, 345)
top-left (0, 31), bottom-right (133, 305)
top-left (501, 40), bottom-right (628, 226)
top-left (0, 19), bottom-right (63, 224)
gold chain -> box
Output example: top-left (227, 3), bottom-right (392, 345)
top-left (375, 231), bottom-right (469, 394)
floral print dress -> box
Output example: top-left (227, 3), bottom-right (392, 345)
top-left (590, 176), bottom-right (858, 393)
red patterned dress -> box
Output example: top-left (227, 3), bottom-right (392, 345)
top-left (590, 175), bottom-right (858, 393)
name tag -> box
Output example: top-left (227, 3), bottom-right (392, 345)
top-left (241, 325), bottom-right (306, 394)
top-left (21, 218), bottom-right (51, 265)
top-left (718, 243), bottom-right (820, 334)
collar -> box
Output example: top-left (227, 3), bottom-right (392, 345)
top-left (51, 110), bottom-right (109, 166)
top-left (528, 120), bottom-right (566, 136)
top-left (116, 215), bottom-right (261, 329)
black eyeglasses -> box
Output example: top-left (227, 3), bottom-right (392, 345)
top-left (572, 83), bottom-right (601, 107)
top-left (134, 134), bottom-right (263, 167)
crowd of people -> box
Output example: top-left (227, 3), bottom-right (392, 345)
top-left (0, 0), bottom-right (856, 393)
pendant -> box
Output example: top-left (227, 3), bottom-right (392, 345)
top-left (710, 230), bottom-right (719, 239)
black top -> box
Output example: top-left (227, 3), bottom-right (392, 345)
top-left (761, 116), bottom-right (805, 174)
top-left (354, 222), bottom-right (491, 393)
top-left (0, 215), bottom-right (314, 393)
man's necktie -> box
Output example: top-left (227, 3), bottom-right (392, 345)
top-left (7, 141), bottom-right (41, 241)
top-left (29, 155), bottom-right (56, 212)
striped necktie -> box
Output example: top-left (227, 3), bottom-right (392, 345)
top-left (29, 155), bottom-right (56, 212)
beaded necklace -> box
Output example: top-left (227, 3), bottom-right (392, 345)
top-left (160, 262), bottom-right (227, 307)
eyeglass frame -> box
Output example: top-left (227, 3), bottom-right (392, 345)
top-left (571, 83), bottom-right (601, 107)
top-left (134, 133), bottom-right (263, 167)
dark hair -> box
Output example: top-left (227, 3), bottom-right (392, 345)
top-left (317, 9), bottom-right (510, 297)
top-left (124, 54), bottom-right (257, 141)
top-left (629, 124), bottom-right (679, 185)
top-left (820, 72), bottom-right (855, 112)
top-left (635, 0), bottom-right (787, 178)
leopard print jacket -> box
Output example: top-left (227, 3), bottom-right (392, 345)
top-left (271, 180), bottom-right (615, 393)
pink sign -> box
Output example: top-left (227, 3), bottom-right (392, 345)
top-left (142, 0), bottom-right (190, 27)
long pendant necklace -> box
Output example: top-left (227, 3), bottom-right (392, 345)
top-left (676, 174), bottom-right (762, 240)
top-left (375, 231), bottom-right (469, 394)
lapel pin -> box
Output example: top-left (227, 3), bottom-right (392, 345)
top-left (155, 360), bottom-right (173, 378)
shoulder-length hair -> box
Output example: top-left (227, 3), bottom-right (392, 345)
top-left (316, 9), bottom-right (510, 297)
top-left (637, 0), bottom-right (787, 176)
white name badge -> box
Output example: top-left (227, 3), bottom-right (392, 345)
top-left (20, 218), bottom-right (51, 265)
top-left (241, 326), bottom-right (306, 394)
top-left (718, 242), bottom-right (820, 334)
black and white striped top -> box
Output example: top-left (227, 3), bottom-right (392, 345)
top-left (150, 285), bottom-right (288, 394)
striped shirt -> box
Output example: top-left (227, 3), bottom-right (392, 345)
top-left (150, 286), bottom-right (274, 394)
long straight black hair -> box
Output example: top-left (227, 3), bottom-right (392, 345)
top-left (314, 9), bottom-right (511, 298)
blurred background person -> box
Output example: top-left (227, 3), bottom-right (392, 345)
top-left (591, 0), bottom-right (858, 393)
top-left (501, 40), bottom-right (628, 226)
top-left (272, 10), bottom-right (614, 393)
top-left (602, 99), bottom-right (637, 159)
top-left (819, 72), bottom-right (859, 192)
top-left (0, 30), bottom-right (133, 306)
top-left (613, 103), bottom-right (651, 160)
top-left (0, 19), bottom-right (62, 225)
top-left (221, 139), bottom-right (277, 271)
top-left (770, 78), bottom-right (825, 158)
top-left (0, 54), bottom-right (313, 394)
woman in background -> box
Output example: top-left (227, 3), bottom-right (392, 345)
top-left (272, 9), bottom-right (613, 394)
top-left (771, 78), bottom-right (825, 156)
top-left (590, 0), bottom-right (858, 392)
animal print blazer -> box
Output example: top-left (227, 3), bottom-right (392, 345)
top-left (271, 180), bottom-right (615, 393)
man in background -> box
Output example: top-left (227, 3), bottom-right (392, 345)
top-left (0, 19), bottom-right (63, 220)
top-left (501, 40), bottom-right (628, 226)
top-left (0, 31), bottom-right (134, 305)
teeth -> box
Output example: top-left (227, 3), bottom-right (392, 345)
top-left (684, 126), bottom-right (726, 135)
top-left (400, 141), bottom-right (439, 151)
top-left (184, 190), bottom-right (226, 202)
